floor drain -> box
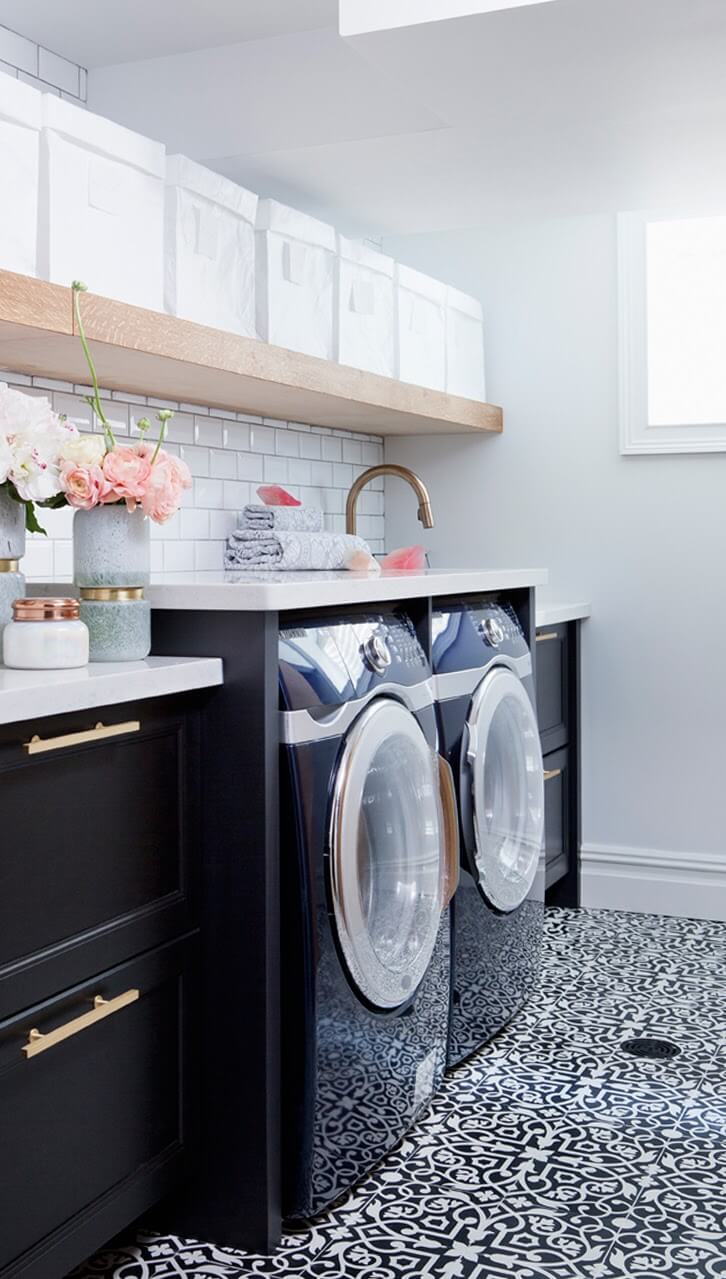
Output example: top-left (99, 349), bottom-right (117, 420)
top-left (620, 1037), bottom-right (680, 1060)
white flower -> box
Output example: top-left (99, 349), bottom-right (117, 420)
top-left (0, 381), bottom-right (79, 503)
top-left (61, 434), bottom-right (106, 467)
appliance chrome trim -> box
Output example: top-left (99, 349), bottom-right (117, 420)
top-left (280, 678), bottom-right (435, 745)
top-left (329, 698), bottom-right (445, 1010)
top-left (433, 653), bottom-right (532, 702)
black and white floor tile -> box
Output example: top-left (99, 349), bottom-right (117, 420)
top-left (73, 907), bottom-right (726, 1279)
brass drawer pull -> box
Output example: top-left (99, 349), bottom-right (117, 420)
top-left (22, 989), bottom-right (140, 1059)
top-left (23, 720), bottom-right (141, 755)
top-left (544, 768), bottom-right (562, 782)
top-left (536, 632), bottom-right (559, 643)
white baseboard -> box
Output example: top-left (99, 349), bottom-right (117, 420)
top-left (580, 843), bottom-right (726, 921)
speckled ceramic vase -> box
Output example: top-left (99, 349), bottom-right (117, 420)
top-left (79, 589), bottom-right (151, 662)
top-left (0, 486), bottom-right (26, 628)
top-left (73, 504), bottom-right (151, 588)
top-left (74, 506), bottom-right (151, 661)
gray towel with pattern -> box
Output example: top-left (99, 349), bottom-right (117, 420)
top-left (225, 529), bottom-right (370, 570)
top-left (241, 504), bottom-right (324, 532)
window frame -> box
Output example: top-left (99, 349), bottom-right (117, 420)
top-left (618, 210), bottom-right (726, 455)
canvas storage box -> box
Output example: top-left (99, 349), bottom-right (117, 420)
top-left (165, 155), bottom-right (257, 335)
top-left (336, 236), bottom-right (395, 377)
top-left (0, 76), bottom-right (41, 277)
top-left (39, 96), bottom-right (165, 310)
top-left (395, 263), bottom-right (446, 391)
top-left (256, 199), bottom-right (335, 359)
top-left (446, 285), bottom-right (486, 400)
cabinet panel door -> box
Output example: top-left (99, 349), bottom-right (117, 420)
top-left (0, 936), bottom-right (197, 1276)
top-left (0, 699), bottom-right (199, 1018)
top-left (536, 626), bottom-right (568, 753)
top-left (543, 747), bottom-right (570, 891)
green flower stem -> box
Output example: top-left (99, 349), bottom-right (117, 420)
top-left (150, 410), bottom-right (173, 465)
top-left (72, 282), bottom-right (116, 452)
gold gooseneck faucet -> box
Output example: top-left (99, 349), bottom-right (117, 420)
top-left (346, 464), bottom-right (434, 536)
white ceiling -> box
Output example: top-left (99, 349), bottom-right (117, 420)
top-left (8, 0), bottom-right (726, 238)
top-left (0, 0), bottom-right (337, 66)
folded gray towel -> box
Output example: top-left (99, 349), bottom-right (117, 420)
top-left (225, 529), bottom-right (370, 571)
top-left (241, 504), bottom-right (324, 532)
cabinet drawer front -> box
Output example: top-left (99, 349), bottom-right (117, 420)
top-left (0, 703), bottom-right (197, 996)
top-left (536, 625), bottom-right (568, 753)
top-left (0, 937), bottom-right (196, 1273)
top-left (543, 748), bottom-right (570, 890)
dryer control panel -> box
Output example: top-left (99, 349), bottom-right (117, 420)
top-left (431, 599), bottom-right (530, 675)
top-left (279, 611), bottom-right (430, 711)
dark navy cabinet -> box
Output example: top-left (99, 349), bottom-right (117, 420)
top-left (536, 622), bottom-right (581, 907)
top-left (0, 695), bottom-right (203, 1279)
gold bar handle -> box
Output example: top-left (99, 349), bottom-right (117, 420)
top-left (544, 768), bottom-right (562, 782)
top-left (22, 989), bottom-right (140, 1059)
top-left (24, 720), bottom-right (141, 755)
top-left (536, 632), bottom-right (559, 643)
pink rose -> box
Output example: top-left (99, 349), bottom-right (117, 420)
top-left (140, 451), bottom-right (191, 524)
top-left (102, 446), bottom-right (152, 509)
top-left (61, 461), bottom-right (112, 510)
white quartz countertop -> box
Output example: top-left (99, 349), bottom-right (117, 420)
top-left (139, 567), bottom-right (548, 611)
top-left (535, 599), bottom-right (591, 627)
top-left (0, 656), bottom-right (223, 727)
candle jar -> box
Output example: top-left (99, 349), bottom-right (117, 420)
top-left (79, 587), bottom-right (151, 662)
top-left (3, 598), bottom-right (89, 670)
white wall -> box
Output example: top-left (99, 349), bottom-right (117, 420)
top-left (384, 213), bottom-right (726, 918)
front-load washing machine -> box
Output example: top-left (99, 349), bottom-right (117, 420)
top-left (432, 599), bottom-right (545, 1068)
top-left (279, 609), bottom-right (458, 1220)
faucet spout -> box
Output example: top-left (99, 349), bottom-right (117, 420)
top-left (345, 464), bottom-right (434, 537)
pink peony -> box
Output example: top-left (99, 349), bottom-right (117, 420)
top-left (102, 446), bottom-right (152, 509)
top-left (140, 451), bottom-right (192, 524)
top-left (61, 460), bottom-right (112, 510)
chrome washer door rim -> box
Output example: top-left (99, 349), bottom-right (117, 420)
top-left (329, 698), bottom-right (445, 1011)
top-left (465, 667), bottom-right (544, 913)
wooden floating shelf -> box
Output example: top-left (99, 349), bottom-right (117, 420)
top-left (0, 269), bottom-right (503, 437)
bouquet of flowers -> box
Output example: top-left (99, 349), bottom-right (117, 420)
top-left (0, 381), bottom-right (79, 532)
top-left (57, 282), bottom-right (192, 521)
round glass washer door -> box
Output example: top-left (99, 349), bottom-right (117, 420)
top-left (329, 698), bottom-right (445, 1011)
top-left (464, 667), bottom-right (544, 913)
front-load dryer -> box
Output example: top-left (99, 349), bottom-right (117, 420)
top-left (432, 599), bottom-right (545, 1068)
top-left (279, 610), bottom-right (458, 1220)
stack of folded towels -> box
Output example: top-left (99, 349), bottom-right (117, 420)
top-left (224, 501), bottom-right (371, 570)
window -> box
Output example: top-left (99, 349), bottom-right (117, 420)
top-left (618, 211), bottom-right (726, 453)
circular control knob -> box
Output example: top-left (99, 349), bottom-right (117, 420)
top-left (482, 617), bottom-right (505, 647)
top-left (363, 634), bottom-right (392, 674)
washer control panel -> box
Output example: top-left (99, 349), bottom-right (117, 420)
top-left (431, 599), bottom-right (530, 675)
top-left (279, 610), bottom-right (429, 710)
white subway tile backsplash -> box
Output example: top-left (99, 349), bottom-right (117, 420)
top-left (275, 429), bottom-right (299, 458)
top-left (180, 445), bottom-right (210, 477)
top-left (249, 425), bottom-right (276, 453)
top-left (9, 371), bottom-right (386, 576)
top-left (223, 480), bottom-right (249, 511)
top-left (194, 416), bottom-right (224, 448)
top-left (237, 452), bottom-right (264, 483)
top-left (210, 449), bottom-right (237, 479)
top-left (322, 436), bottom-right (343, 462)
top-left (223, 423), bottom-right (250, 452)
top-left (0, 58), bottom-right (18, 78)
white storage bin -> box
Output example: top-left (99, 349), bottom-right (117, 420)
top-left (446, 285), bottom-right (486, 401)
top-left (256, 200), bottom-right (335, 359)
top-left (395, 264), bottom-right (446, 391)
top-left (0, 76), bottom-right (41, 277)
top-left (165, 155), bottom-right (257, 336)
top-left (336, 237), bottom-right (395, 377)
top-left (39, 96), bottom-right (165, 310)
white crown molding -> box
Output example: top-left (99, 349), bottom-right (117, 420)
top-left (581, 842), bottom-right (726, 921)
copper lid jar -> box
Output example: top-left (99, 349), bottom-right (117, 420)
top-left (3, 597), bottom-right (89, 670)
